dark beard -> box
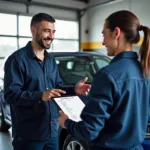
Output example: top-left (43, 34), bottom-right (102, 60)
top-left (38, 39), bottom-right (50, 49)
top-left (36, 37), bottom-right (53, 49)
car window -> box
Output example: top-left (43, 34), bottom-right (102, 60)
top-left (55, 55), bottom-right (110, 84)
top-left (94, 56), bottom-right (110, 69)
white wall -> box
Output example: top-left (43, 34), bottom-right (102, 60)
top-left (29, 5), bottom-right (77, 20)
top-left (0, 0), bottom-right (87, 20)
top-left (81, 11), bottom-right (89, 42)
top-left (33, 0), bottom-right (86, 9)
top-left (1, 0), bottom-right (150, 49)
top-left (82, 0), bottom-right (150, 43)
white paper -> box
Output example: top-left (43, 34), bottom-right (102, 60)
top-left (53, 96), bottom-right (85, 122)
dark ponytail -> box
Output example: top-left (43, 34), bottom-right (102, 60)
top-left (105, 10), bottom-right (150, 78)
top-left (139, 25), bottom-right (150, 78)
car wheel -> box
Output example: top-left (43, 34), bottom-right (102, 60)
top-left (63, 135), bottom-right (88, 150)
top-left (0, 104), bottom-right (10, 131)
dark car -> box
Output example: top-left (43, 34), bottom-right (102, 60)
top-left (0, 51), bottom-right (150, 150)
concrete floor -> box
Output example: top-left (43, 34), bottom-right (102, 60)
top-left (0, 128), bottom-right (13, 150)
top-left (0, 128), bottom-right (150, 150)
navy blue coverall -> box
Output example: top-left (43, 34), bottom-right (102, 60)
top-left (65, 51), bottom-right (150, 150)
top-left (4, 42), bottom-right (75, 150)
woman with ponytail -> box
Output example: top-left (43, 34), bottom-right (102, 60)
top-left (58, 10), bottom-right (150, 150)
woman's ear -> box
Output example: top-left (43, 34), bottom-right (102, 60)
top-left (113, 27), bottom-right (121, 40)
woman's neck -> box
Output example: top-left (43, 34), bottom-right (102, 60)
top-left (115, 41), bottom-right (132, 55)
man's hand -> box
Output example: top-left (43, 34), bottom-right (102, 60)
top-left (58, 111), bottom-right (69, 128)
top-left (75, 77), bottom-right (91, 95)
top-left (42, 89), bottom-right (66, 101)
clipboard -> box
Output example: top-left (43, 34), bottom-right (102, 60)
top-left (53, 95), bottom-right (85, 122)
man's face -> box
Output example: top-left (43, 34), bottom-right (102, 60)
top-left (32, 21), bottom-right (56, 49)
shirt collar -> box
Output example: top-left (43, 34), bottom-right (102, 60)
top-left (110, 51), bottom-right (138, 64)
top-left (26, 41), bottom-right (49, 59)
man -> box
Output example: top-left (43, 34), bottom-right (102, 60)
top-left (4, 13), bottom-right (90, 150)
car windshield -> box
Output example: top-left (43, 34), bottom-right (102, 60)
top-left (55, 55), bottom-right (110, 84)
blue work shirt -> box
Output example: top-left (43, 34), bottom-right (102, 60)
top-left (65, 51), bottom-right (150, 150)
top-left (4, 42), bottom-right (75, 140)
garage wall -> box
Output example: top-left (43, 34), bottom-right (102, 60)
top-left (81, 12), bottom-right (89, 45)
top-left (0, 0), bottom-right (87, 20)
top-left (0, 0), bottom-right (86, 59)
top-left (33, 0), bottom-right (86, 10)
top-left (1, 0), bottom-right (149, 53)
top-left (81, 0), bottom-right (150, 53)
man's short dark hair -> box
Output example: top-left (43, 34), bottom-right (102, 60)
top-left (30, 13), bottom-right (55, 27)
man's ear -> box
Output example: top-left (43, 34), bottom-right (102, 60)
top-left (113, 27), bottom-right (121, 40)
top-left (31, 26), bottom-right (36, 38)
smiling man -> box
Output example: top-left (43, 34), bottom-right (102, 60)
top-left (4, 13), bottom-right (90, 150)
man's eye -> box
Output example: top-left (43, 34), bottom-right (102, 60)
top-left (44, 30), bottom-right (49, 32)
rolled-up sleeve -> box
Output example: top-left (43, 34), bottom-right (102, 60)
top-left (65, 69), bottom-right (118, 141)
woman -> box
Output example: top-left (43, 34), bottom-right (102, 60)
top-left (58, 10), bottom-right (150, 150)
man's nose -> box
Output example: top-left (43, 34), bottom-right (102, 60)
top-left (48, 32), bottom-right (54, 39)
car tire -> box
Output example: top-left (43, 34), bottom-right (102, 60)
top-left (62, 134), bottom-right (88, 150)
top-left (0, 104), bottom-right (10, 131)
